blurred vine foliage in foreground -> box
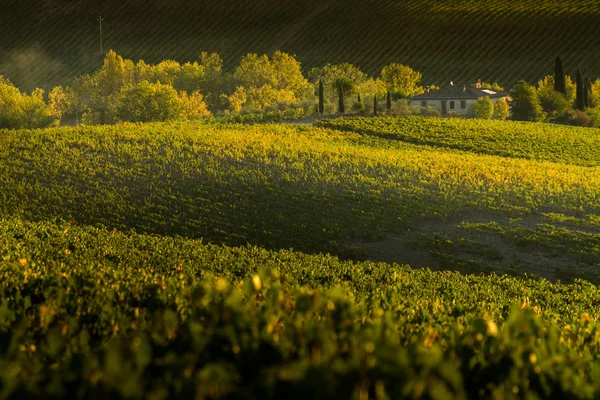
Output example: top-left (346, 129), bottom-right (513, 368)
top-left (1, 217), bottom-right (600, 399)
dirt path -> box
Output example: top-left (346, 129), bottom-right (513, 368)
top-left (349, 210), bottom-right (600, 284)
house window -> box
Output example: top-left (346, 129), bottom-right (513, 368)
top-left (421, 101), bottom-right (427, 107)
top-left (449, 101), bottom-right (455, 110)
top-left (460, 101), bottom-right (466, 109)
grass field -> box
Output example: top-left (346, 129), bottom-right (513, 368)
top-left (2, 117), bottom-right (600, 397)
top-left (3, 0), bottom-right (600, 91)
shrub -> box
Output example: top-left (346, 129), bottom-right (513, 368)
top-left (510, 80), bottom-right (546, 122)
top-left (537, 89), bottom-right (569, 121)
top-left (569, 110), bottom-right (592, 127)
top-left (116, 81), bottom-right (184, 122)
top-left (352, 101), bottom-right (365, 112)
top-left (419, 106), bottom-right (441, 117)
top-left (393, 99), bottom-right (419, 116)
top-left (474, 97), bottom-right (494, 119)
top-left (493, 98), bottom-right (510, 120)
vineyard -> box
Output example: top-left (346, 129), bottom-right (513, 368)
top-left (315, 116), bottom-right (600, 167)
top-left (2, 217), bottom-right (600, 398)
top-left (3, 0), bottom-right (600, 91)
top-left (1, 118), bottom-right (600, 397)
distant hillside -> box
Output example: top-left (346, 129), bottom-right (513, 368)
top-left (3, 0), bottom-right (600, 91)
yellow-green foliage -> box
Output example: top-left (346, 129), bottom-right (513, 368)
top-left (1, 121), bottom-right (599, 254)
top-left (1, 217), bottom-right (600, 398)
top-left (316, 116), bottom-right (600, 166)
top-left (0, 76), bottom-right (55, 129)
top-left (1, 119), bottom-right (600, 397)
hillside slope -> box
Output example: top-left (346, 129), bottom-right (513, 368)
top-left (1, 120), bottom-right (599, 283)
top-left (2, 0), bottom-right (600, 91)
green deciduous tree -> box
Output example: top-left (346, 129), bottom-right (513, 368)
top-left (134, 52), bottom-right (225, 112)
top-left (179, 91), bottom-right (211, 120)
top-left (493, 98), bottom-right (510, 120)
top-left (0, 75), bottom-right (25, 128)
top-left (195, 52), bottom-right (227, 111)
top-left (309, 63), bottom-right (368, 106)
top-left (509, 80), bottom-right (546, 122)
top-left (536, 75), bottom-right (570, 121)
top-left (19, 88), bottom-right (55, 129)
top-left (537, 89), bottom-right (569, 121)
top-left (0, 76), bottom-right (55, 129)
top-left (474, 97), bottom-right (494, 119)
top-left (232, 51), bottom-right (311, 112)
top-left (590, 79), bottom-right (600, 108)
top-left (480, 82), bottom-right (504, 91)
top-left (225, 87), bottom-right (247, 114)
top-left (380, 63), bottom-right (424, 99)
top-left (73, 50), bottom-right (136, 124)
top-left (142, 59), bottom-right (181, 86)
top-left (116, 81), bottom-right (184, 122)
top-left (537, 75), bottom-right (576, 104)
top-left (97, 50), bottom-right (135, 98)
top-left (48, 86), bottom-right (77, 125)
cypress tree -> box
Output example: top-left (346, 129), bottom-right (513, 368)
top-left (576, 69), bottom-right (585, 111)
top-left (318, 79), bottom-right (324, 115)
top-left (386, 91), bottom-right (391, 111)
top-left (338, 82), bottom-right (345, 114)
top-left (373, 96), bottom-right (378, 116)
top-left (585, 77), bottom-right (592, 109)
top-left (357, 93), bottom-right (361, 103)
top-left (554, 56), bottom-right (566, 96)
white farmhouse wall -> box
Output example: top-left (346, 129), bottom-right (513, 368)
top-left (410, 96), bottom-right (508, 116)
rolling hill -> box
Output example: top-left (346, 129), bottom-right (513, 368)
top-left (2, 118), bottom-right (600, 397)
top-left (2, 0), bottom-right (600, 92)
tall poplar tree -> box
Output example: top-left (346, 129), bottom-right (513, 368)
top-left (373, 96), bottom-right (378, 116)
top-left (386, 91), bottom-right (391, 111)
top-left (318, 79), bottom-right (324, 115)
top-left (554, 56), bottom-right (566, 96)
top-left (338, 82), bottom-right (345, 113)
top-left (576, 69), bottom-right (585, 111)
top-left (584, 77), bottom-right (592, 109)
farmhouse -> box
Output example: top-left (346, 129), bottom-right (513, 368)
top-left (410, 80), bottom-right (508, 116)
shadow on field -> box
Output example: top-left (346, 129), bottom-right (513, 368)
top-left (349, 210), bottom-right (600, 285)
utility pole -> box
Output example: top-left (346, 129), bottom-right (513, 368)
top-left (97, 16), bottom-right (104, 56)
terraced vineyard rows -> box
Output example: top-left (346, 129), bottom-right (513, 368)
top-left (2, 217), bottom-right (600, 398)
top-left (2, 118), bottom-right (600, 397)
top-left (3, 0), bottom-right (600, 91)
top-left (315, 116), bottom-right (600, 167)
top-left (1, 120), bottom-right (599, 282)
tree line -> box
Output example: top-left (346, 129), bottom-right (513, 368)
top-left (0, 51), bottom-right (429, 128)
top-left (508, 56), bottom-right (600, 126)
top-left (0, 51), bottom-right (599, 129)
